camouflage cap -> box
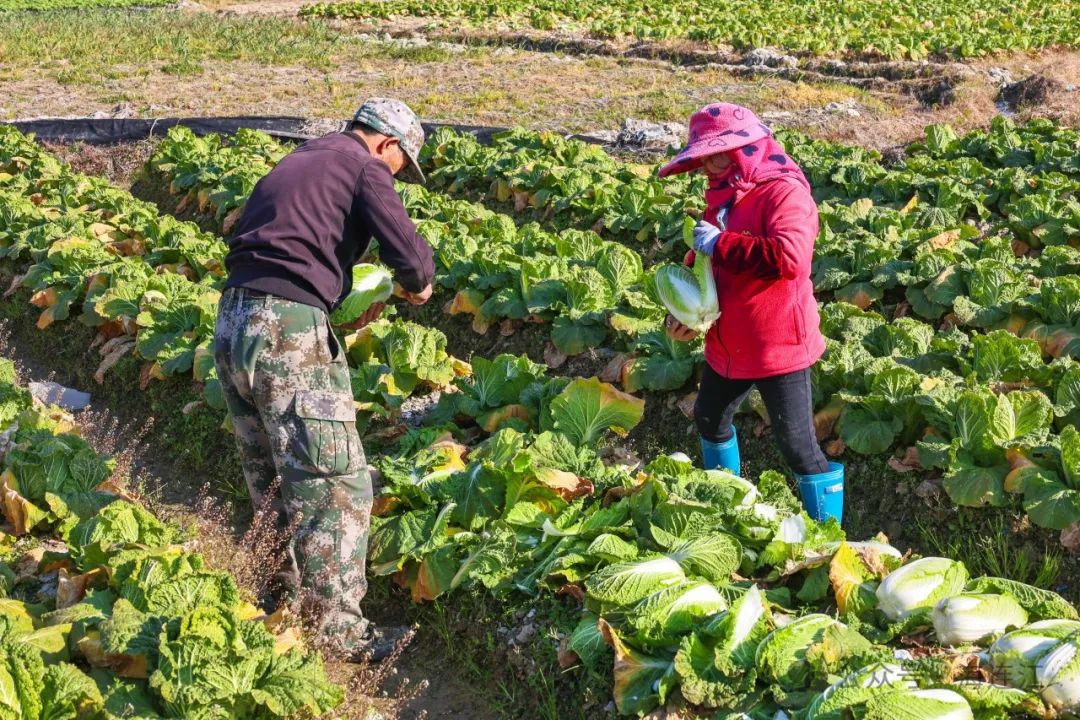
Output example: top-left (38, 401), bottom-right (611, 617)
top-left (352, 98), bottom-right (426, 184)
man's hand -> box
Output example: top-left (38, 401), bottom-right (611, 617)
top-left (399, 283), bottom-right (433, 305)
top-left (336, 302), bottom-right (385, 331)
top-left (665, 314), bottom-right (699, 342)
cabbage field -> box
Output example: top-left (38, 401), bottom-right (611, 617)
top-left (0, 357), bottom-right (342, 717)
top-left (2, 111), bottom-right (1080, 719)
top-left (141, 120), bottom-right (1080, 535)
top-left (299, 0), bottom-right (1080, 60)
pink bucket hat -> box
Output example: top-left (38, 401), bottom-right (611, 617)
top-left (658, 103), bottom-right (773, 178)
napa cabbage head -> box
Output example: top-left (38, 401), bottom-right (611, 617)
top-left (932, 593), bottom-right (1028, 646)
top-left (988, 619), bottom-right (1080, 689)
top-left (671, 586), bottom-right (768, 707)
top-left (1036, 632), bottom-right (1080, 711)
top-left (656, 217), bottom-right (719, 335)
top-left (734, 501), bottom-right (785, 542)
top-left (330, 264), bottom-right (393, 326)
top-left (755, 613), bottom-right (840, 691)
top-left (702, 470), bottom-right (760, 508)
top-left (585, 556), bottom-right (686, 606)
top-left (805, 662), bottom-right (916, 720)
top-left (656, 259), bottom-right (720, 335)
top-left (875, 557), bottom-right (969, 622)
top-left (701, 584), bottom-right (767, 668)
top-left (628, 581), bottom-right (728, 643)
top-left (862, 688), bottom-right (973, 720)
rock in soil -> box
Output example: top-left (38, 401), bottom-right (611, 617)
top-left (742, 47), bottom-right (798, 69)
top-left (1062, 522), bottom-right (1080, 556)
top-left (29, 380), bottom-right (91, 410)
top-left (613, 118), bottom-right (687, 153)
top-left (986, 67), bottom-right (1014, 87)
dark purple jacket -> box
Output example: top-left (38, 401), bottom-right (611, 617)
top-left (224, 132), bottom-right (434, 313)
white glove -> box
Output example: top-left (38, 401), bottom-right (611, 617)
top-left (692, 219), bottom-right (723, 256)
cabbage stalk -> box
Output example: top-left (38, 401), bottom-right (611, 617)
top-left (875, 557), bottom-right (969, 622)
top-left (329, 264), bottom-right (393, 325)
top-left (932, 593), bottom-right (1028, 646)
top-left (1036, 633), bottom-right (1080, 711)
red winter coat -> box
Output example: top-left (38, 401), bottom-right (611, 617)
top-left (687, 174), bottom-right (826, 380)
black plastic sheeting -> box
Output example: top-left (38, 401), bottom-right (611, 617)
top-left (6, 117), bottom-right (318, 144)
top-left (2, 116), bottom-right (607, 146)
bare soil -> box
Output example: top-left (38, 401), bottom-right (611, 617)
top-left (45, 139), bottom-right (157, 185)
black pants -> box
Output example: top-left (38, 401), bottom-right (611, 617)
top-left (694, 364), bottom-right (830, 476)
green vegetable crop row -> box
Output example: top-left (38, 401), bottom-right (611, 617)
top-left (0, 126), bottom-right (462, 433)
top-left (140, 121), bottom-right (1080, 535)
top-left (361, 359), bottom-right (1080, 717)
top-left (146, 126), bottom-right (702, 390)
top-left (0, 357), bottom-right (343, 719)
top-left (7, 121), bottom-right (1080, 719)
top-left (299, 0), bottom-right (1080, 60)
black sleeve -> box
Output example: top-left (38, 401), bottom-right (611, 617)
top-left (353, 162), bottom-right (435, 293)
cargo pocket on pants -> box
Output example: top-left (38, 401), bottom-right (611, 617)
top-left (289, 389), bottom-right (359, 478)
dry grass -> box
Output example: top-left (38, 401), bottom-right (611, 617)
top-left (324, 630), bottom-right (431, 720)
top-left (810, 80), bottom-right (1000, 147)
top-left (0, 8), bottom-right (975, 148)
top-left (1, 8), bottom-right (1074, 151)
top-left (177, 480), bottom-right (298, 603)
top-left (0, 50), bottom-right (886, 133)
top-left (972, 48), bottom-right (1080, 126)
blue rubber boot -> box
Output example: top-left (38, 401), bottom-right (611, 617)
top-left (700, 427), bottom-right (740, 475)
top-left (797, 462), bottom-right (845, 525)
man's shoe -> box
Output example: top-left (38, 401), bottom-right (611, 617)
top-left (257, 568), bottom-right (301, 615)
top-left (346, 624), bottom-right (413, 663)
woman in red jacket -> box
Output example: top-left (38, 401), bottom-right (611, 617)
top-left (660, 102), bottom-right (844, 524)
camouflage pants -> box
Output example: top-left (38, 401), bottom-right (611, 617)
top-left (214, 287), bottom-right (371, 652)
